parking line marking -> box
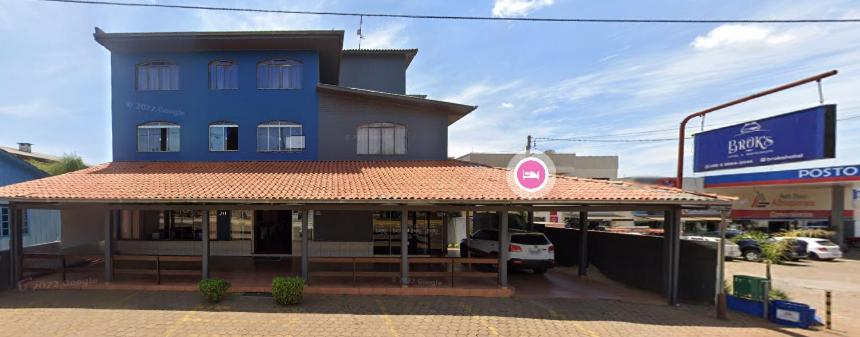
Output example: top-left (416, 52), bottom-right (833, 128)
top-left (531, 300), bottom-right (599, 337)
top-left (163, 304), bottom-right (204, 337)
top-left (459, 302), bottom-right (500, 336)
top-left (375, 298), bottom-right (400, 337)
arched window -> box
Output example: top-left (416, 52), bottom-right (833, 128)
top-left (209, 60), bottom-right (238, 90)
top-left (356, 122), bottom-right (406, 155)
top-left (257, 59), bottom-right (302, 89)
top-left (256, 121), bottom-right (304, 152)
top-left (137, 122), bottom-right (180, 152)
top-left (136, 61), bottom-right (179, 91)
top-left (209, 121), bottom-right (239, 151)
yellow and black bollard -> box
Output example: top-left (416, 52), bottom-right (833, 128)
top-left (825, 290), bottom-right (832, 330)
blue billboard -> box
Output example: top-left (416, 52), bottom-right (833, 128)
top-left (693, 105), bottom-right (836, 172)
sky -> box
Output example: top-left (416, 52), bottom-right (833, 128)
top-left (0, 0), bottom-right (859, 178)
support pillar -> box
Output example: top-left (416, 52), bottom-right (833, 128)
top-left (301, 210), bottom-right (309, 282)
top-left (578, 211), bottom-right (588, 277)
top-left (201, 210), bottom-right (210, 280)
top-left (104, 210), bottom-right (113, 283)
top-left (498, 210), bottom-right (509, 288)
top-left (441, 213), bottom-right (449, 256)
top-left (831, 185), bottom-right (846, 248)
top-left (9, 205), bottom-right (23, 288)
top-left (400, 210), bottom-right (409, 287)
top-left (663, 206), bottom-right (681, 305)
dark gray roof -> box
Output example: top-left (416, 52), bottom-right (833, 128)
top-left (342, 49), bottom-right (418, 68)
top-left (317, 84), bottom-right (476, 125)
top-left (93, 27), bottom-right (345, 85)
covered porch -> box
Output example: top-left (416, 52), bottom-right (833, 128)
top-left (1, 160), bottom-right (731, 302)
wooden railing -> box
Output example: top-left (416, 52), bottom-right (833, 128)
top-left (113, 255), bottom-right (201, 284)
top-left (23, 254), bottom-right (103, 281)
top-left (308, 256), bottom-right (499, 287)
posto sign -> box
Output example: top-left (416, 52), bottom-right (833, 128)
top-left (693, 105), bottom-right (836, 172)
top-left (798, 166), bottom-right (859, 178)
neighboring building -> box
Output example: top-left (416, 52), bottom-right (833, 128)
top-left (703, 164), bottom-right (858, 244)
top-left (0, 143), bottom-right (61, 251)
top-left (458, 152), bottom-right (620, 225)
top-left (457, 152), bottom-right (618, 179)
top-left (0, 28), bottom-right (728, 300)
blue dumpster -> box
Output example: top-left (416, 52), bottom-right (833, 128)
top-left (769, 300), bottom-right (816, 329)
top-left (726, 295), bottom-right (764, 317)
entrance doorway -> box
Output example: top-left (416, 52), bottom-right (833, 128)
top-left (372, 211), bottom-right (444, 256)
top-left (254, 210), bottom-right (292, 254)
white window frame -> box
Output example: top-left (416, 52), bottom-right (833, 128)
top-left (256, 121), bottom-right (305, 152)
top-left (0, 207), bottom-right (8, 237)
top-left (136, 61), bottom-right (179, 91)
top-left (257, 59), bottom-right (302, 89)
top-left (357, 122), bottom-right (407, 155)
top-left (209, 122), bottom-right (240, 152)
top-left (209, 60), bottom-right (238, 90)
top-left (137, 122), bottom-right (181, 153)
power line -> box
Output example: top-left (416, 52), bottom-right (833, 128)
top-left (39, 0), bottom-right (860, 24)
top-left (534, 137), bottom-right (681, 143)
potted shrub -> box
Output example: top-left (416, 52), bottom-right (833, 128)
top-left (272, 276), bottom-right (305, 305)
top-left (198, 278), bottom-right (231, 303)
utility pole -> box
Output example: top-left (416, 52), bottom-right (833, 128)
top-left (526, 135), bottom-right (532, 154)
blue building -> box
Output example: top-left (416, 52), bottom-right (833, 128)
top-left (0, 144), bottom-right (61, 251)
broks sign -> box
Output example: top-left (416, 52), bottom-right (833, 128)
top-left (693, 105), bottom-right (836, 172)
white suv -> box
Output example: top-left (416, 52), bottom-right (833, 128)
top-left (793, 237), bottom-right (843, 260)
top-left (462, 229), bottom-right (555, 274)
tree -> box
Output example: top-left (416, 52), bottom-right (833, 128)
top-left (28, 155), bottom-right (88, 176)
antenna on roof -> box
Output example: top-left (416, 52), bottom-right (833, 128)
top-left (356, 15), bottom-right (366, 49)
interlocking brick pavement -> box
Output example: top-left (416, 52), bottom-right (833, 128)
top-left (0, 290), bottom-right (840, 337)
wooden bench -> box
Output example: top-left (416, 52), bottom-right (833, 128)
top-left (113, 255), bottom-right (201, 284)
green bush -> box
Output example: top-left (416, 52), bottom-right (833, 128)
top-left (198, 278), bottom-right (231, 303)
top-left (770, 288), bottom-right (790, 301)
top-left (733, 231), bottom-right (769, 244)
top-left (272, 276), bottom-right (305, 305)
top-left (777, 229), bottom-right (834, 239)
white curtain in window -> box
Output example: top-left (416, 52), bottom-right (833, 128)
top-left (257, 59), bottom-right (301, 89)
top-left (137, 62), bottom-right (178, 91)
top-left (210, 61), bottom-right (237, 90)
top-left (357, 123), bottom-right (406, 155)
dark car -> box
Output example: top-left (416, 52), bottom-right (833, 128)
top-left (702, 230), bottom-right (762, 261)
top-left (768, 237), bottom-right (809, 261)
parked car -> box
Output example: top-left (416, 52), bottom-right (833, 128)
top-left (701, 230), bottom-right (762, 261)
top-left (791, 237), bottom-right (843, 261)
top-left (770, 237), bottom-right (809, 261)
top-left (681, 235), bottom-right (742, 260)
top-left (460, 229), bottom-right (555, 274)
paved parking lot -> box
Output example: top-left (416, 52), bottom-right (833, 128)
top-left (0, 289), bottom-right (837, 337)
top-left (726, 250), bottom-right (860, 336)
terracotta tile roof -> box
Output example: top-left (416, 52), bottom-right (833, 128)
top-left (0, 160), bottom-right (732, 205)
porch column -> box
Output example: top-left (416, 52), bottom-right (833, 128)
top-left (201, 210), bottom-right (210, 279)
top-left (301, 210), bottom-right (309, 282)
top-left (663, 206), bottom-right (681, 305)
top-left (498, 210), bottom-right (509, 288)
top-left (441, 213), bottom-right (449, 256)
top-left (9, 205), bottom-right (24, 288)
top-left (578, 211), bottom-right (588, 277)
top-left (831, 185), bottom-right (846, 248)
top-left (400, 210), bottom-right (409, 287)
top-left (103, 210), bottom-right (113, 283)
